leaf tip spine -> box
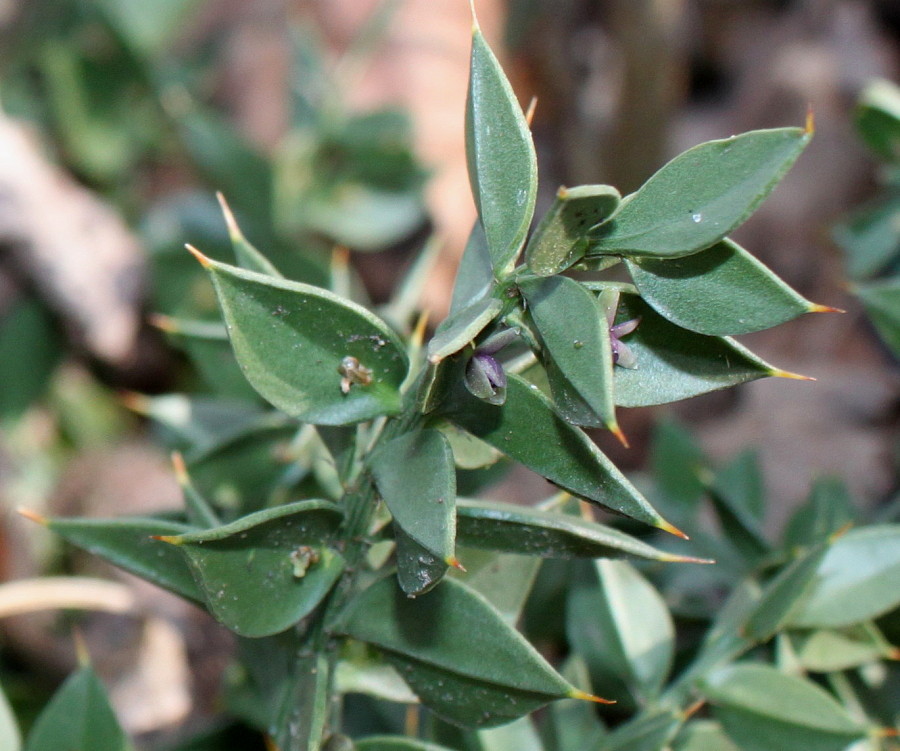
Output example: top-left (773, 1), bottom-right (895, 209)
top-left (609, 422), bottom-right (630, 449)
top-left (469, 0), bottom-right (479, 31)
top-left (411, 309), bottom-right (431, 348)
top-left (151, 535), bottom-right (182, 546)
top-left (657, 519), bottom-right (690, 540)
top-left (569, 688), bottom-right (616, 705)
top-left (804, 105), bottom-right (815, 136)
top-left (17, 507), bottom-right (48, 526)
top-left (118, 390), bottom-right (149, 414)
top-left (770, 368), bottom-right (816, 382)
top-left (215, 192), bottom-right (243, 243)
top-left (147, 312), bottom-right (177, 332)
top-left (525, 96), bottom-right (538, 127)
top-left (660, 553), bottom-right (715, 565)
top-left (185, 243), bottom-right (212, 268)
top-left (808, 303), bottom-right (845, 314)
top-left (170, 451), bottom-right (189, 485)
top-left (446, 555), bottom-right (467, 572)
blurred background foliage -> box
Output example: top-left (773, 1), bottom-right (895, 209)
top-left (0, 0), bottom-right (898, 748)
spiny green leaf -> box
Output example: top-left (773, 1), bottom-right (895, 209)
top-left (700, 664), bottom-right (868, 751)
top-left (456, 499), bottom-right (704, 563)
top-left (568, 560), bottom-right (674, 704)
top-left (193, 251), bottom-right (408, 424)
top-left (626, 239), bottom-right (824, 335)
top-left (334, 576), bottom-right (599, 728)
top-left (610, 293), bottom-right (799, 407)
top-left (743, 541), bottom-right (830, 642)
top-left (587, 125), bottom-right (811, 258)
top-left (428, 296), bottom-right (502, 362)
top-left (395, 527), bottom-right (450, 597)
top-left (25, 665), bottom-right (131, 751)
top-left (443, 372), bottom-right (683, 536)
top-left (163, 500), bottom-right (344, 636)
top-left (40, 515), bottom-right (203, 603)
top-left (787, 525), bottom-right (900, 629)
top-left (788, 623), bottom-right (898, 672)
top-left (216, 192), bottom-right (283, 278)
top-left (449, 547), bottom-right (540, 626)
top-left (525, 185), bottom-right (621, 276)
top-left (466, 25), bottom-right (537, 273)
top-left (519, 276), bottom-right (620, 437)
top-left (854, 278), bottom-right (900, 358)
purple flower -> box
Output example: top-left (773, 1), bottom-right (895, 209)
top-left (602, 290), bottom-right (639, 369)
top-left (464, 328), bottom-right (518, 405)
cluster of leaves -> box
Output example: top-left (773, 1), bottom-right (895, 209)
top-left (0, 0), bottom-right (426, 419)
top-left (833, 79), bottom-right (900, 358)
top-left (9, 10), bottom-right (897, 751)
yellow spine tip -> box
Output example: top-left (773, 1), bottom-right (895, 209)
top-left (17, 507), bottom-right (48, 526)
top-left (770, 368), bottom-right (816, 382)
top-left (609, 423), bottom-right (630, 449)
top-left (828, 521), bottom-right (855, 543)
top-left (171, 451), bottom-right (188, 485)
top-left (888, 647), bottom-right (900, 661)
top-left (118, 390), bottom-right (150, 414)
top-left (446, 556), bottom-right (467, 572)
top-left (525, 96), bottom-right (538, 127)
top-left (185, 243), bottom-right (212, 268)
top-left (151, 535), bottom-right (181, 545)
top-left (569, 688), bottom-right (616, 705)
top-left (73, 628), bottom-right (91, 667)
top-left (808, 303), bottom-right (845, 314)
top-left (804, 105), bottom-right (815, 136)
top-left (148, 312), bottom-right (176, 332)
top-left (215, 192), bottom-right (244, 241)
top-left (684, 699), bottom-right (706, 719)
top-left (411, 310), bottom-right (431, 348)
top-left (556, 186), bottom-right (570, 199)
top-left (659, 553), bottom-right (716, 565)
top-left (658, 519), bottom-right (690, 540)
top-left (469, 0), bottom-right (479, 30)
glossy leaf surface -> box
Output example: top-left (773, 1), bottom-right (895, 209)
top-left (444, 373), bottom-right (678, 534)
top-left (525, 185), bottom-right (621, 276)
top-left (456, 499), bottom-right (699, 562)
top-left (335, 576), bottom-right (583, 727)
top-left (466, 26), bottom-right (537, 272)
top-left (428, 296), bottom-right (502, 362)
top-left (610, 294), bottom-right (778, 407)
top-left (372, 429), bottom-right (456, 561)
top-left (519, 276), bottom-right (617, 432)
top-left (587, 126), bottom-right (810, 258)
top-left (165, 500), bottom-right (344, 636)
top-left (568, 560), bottom-right (674, 703)
top-left (395, 527), bottom-right (449, 597)
top-left (25, 666), bottom-right (131, 751)
top-left (45, 516), bottom-right (203, 602)
top-left (701, 664), bottom-right (867, 751)
top-left (199, 255), bottom-right (408, 424)
top-left (787, 525), bottom-right (900, 628)
top-left (626, 239), bottom-right (815, 335)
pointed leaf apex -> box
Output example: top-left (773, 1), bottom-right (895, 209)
top-left (171, 451), bottom-right (189, 486)
top-left (216, 192), bottom-right (245, 243)
top-left (684, 699), bottom-right (706, 719)
top-left (770, 368), bottom-right (816, 382)
top-left (332, 245), bottom-right (350, 271)
top-left (525, 96), bottom-right (538, 127)
top-left (569, 688), bottom-right (616, 705)
top-left (17, 507), bottom-right (48, 526)
top-left (657, 518), bottom-right (690, 540)
top-left (151, 535), bottom-right (182, 546)
top-left (609, 422), bottom-right (630, 449)
top-left (828, 520), bottom-right (855, 543)
top-left (148, 312), bottom-right (177, 332)
top-left (446, 555), bottom-right (467, 572)
top-left (805, 105), bottom-right (815, 136)
top-left (118, 390), bottom-right (150, 414)
top-left (469, 0), bottom-right (479, 30)
top-left (412, 310), bottom-right (431, 348)
top-left (659, 552), bottom-right (716, 565)
top-left (808, 303), bottom-right (845, 314)
top-left (185, 244), bottom-right (212, 268)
